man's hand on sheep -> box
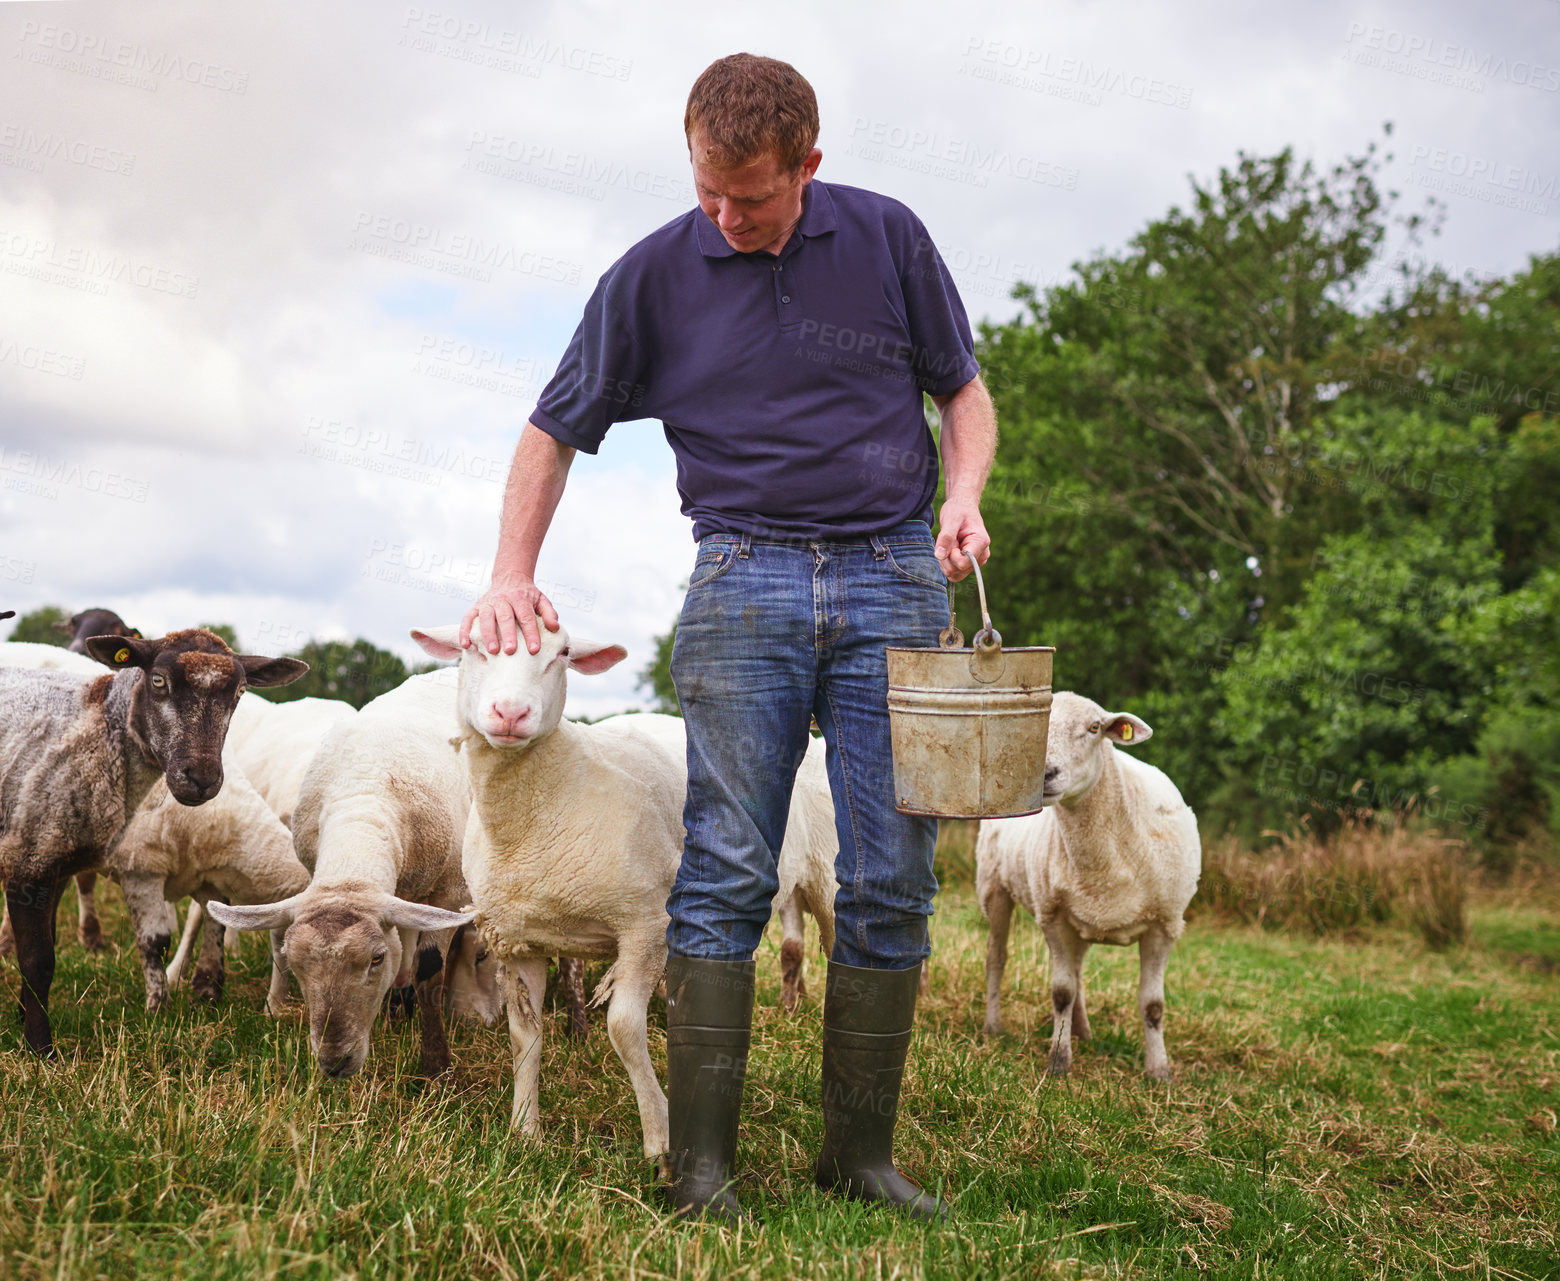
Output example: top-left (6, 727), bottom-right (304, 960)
top-left (461, 582), bottom-right (561, 657)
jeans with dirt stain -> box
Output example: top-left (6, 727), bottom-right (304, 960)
top-left (666, 519), bottom-right (948, 970)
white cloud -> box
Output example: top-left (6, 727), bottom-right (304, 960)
top-left (2, 0), bottom-right (1556, 716)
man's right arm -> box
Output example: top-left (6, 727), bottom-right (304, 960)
top-left (459, 421), bottom-right (576, 655)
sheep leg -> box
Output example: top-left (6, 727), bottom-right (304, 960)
top-left (192, 899), bottom-right (227, 1003)
top-left (982, 884), bottom-right (1015, 1037)
top-left (414, 932), bottom-right (454, 1077)
top-left (1072, 976), bottom-right (1093, 1041)
top-left (120, 872), bottom-right (173, 1012)
top-left (75, 871), bottom-right (107, 952)
top-left (1043, 917), bottom-right (1088, 1076)
top-left (266, 927), bottom-right (290, 1015)
top-left (5, 878), bottom-right (60, 1055)
top-left (558, 957), bottom-right (588, 1042)
top-left (165, 901), bottom-right (203, 985)
top-left (500, 957), bottom-right (548, 1134)
top-left (603, 960), bottom-right (669, 1160)
top-left (1138, 927), bottom-right (1174, 1082)
top-left (778, 890), bottom-right (806, 1013)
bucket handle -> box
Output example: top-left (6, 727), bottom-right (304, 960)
top-left (941, 546), bottom-right (1006, 683)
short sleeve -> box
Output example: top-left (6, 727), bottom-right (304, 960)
top-left (894, 213), bottom-right (981, 398)
top-left (529, 268), bottom-right (651, 454)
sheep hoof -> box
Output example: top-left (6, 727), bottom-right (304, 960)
top-left (144, 990), bottom-right (169, 1013)
top-left (1046, 1053), bottom-right (1072, 1076)
top-left (192, 970), bottom-right (224, 1004)
top-left (982, 1020), bottom-right (1003, 1039)
top-left (78, 921), bottom-right (109, 953)
top-left (1145, 1063), bottom-right (1173, 1083)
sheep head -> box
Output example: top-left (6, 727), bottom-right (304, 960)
top-left (409, 619), bottom-right (626, 750)
top-left (208, 888), bottom-right (473, 1077)
top-left (84, 628), bottom-right (308, 805)
top-left (1040, 691), bottom-right (1154, 807)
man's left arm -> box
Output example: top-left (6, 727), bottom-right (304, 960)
top-left (931, 374), bottom-right (997, 581)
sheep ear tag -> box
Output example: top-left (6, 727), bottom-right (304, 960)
top-left (114, 648), bottom-right (131, 663)
top-left (1120, 723), bottom-right (1133, 741)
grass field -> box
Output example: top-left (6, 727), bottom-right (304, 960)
top-left (1, 851), bottom-right (1557, 1279)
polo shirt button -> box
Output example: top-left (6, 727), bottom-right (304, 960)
top-left (781, 295), bottom-right (791, 303)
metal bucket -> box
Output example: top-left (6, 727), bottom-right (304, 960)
top-left (886, 557), bottom-right (1054, 818)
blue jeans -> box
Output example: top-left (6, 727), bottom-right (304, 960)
top-left (666, 519), bottom-right (947, 970)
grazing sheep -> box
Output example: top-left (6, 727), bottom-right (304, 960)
top-left (207, 670), bottom-right (476, 1078)
top-left (110, 747), bottom-right (308, 1012)
top-left (0, 629), bottom-right (307, 1054)
top-left (410, 620), bottom-right (837, 1161)
top-left (226, 693), bottom-right (357, 829)
top-left (976, 691), bottom-right (1200, 1081)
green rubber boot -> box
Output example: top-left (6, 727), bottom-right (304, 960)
top-left (661, 955), bottom-right (756, 1223)
top-left (814, 960), bottom-right (950, 1220)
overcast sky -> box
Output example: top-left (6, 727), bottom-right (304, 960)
top-left (2, 0), bottom-right (1556, 715)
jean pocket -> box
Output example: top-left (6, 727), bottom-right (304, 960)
top-left (883, 542), bottom-right (948, 591)
top-left (688, 542), bottom-right (739, 589)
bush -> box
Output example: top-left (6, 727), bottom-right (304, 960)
top-left (1199, 816), bottom-right (1467, 949)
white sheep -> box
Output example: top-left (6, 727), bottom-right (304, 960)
top-left (111, 746), bottom-right (308, 1012)
top-left (226, 692), bottom-right (357, 829)
top-left (976, 691), bottom-right (1201, 1080)
top-left (410, 620), bottom-right (838, 1161)
top-left (207, 669), bottom-right (476, 1078)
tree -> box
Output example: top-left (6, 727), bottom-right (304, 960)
top-left (254, 638), bottom-right (415, 709)
top-left (638, 623), bottom-right (680, 716)
top-left (5, 606), bottom-right (69, 646)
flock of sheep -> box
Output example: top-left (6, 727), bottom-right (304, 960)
top-left (0, 605), bottom-right (1202, 1169)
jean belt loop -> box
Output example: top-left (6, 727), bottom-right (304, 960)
top-left (869, 533), bottom-right (888, 560)
top-left (738, 533), bottom-right (752, 560)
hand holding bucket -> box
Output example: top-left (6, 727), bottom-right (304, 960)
top-left (886, 549), bottom-right (1055, 818)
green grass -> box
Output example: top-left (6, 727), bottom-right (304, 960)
top-left (1, 877), bottom-right (1557, 1279)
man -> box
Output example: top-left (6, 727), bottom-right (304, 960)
top-left (461, 53), bottom-right (995, 1222)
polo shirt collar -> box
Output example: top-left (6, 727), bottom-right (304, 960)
top-left (694, 179), bottom-right (838, 259)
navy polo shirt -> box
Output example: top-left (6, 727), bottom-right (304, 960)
top-left (530, 180), bottom-right (980, 540)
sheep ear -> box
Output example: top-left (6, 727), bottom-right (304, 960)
top-left (381, 897), bottom-right (475, 932)
top-left (207, 895), bottom-right (305, 931)
top-left (1103, 713), bottom-right (1152, 746)
top-left (84, 634), bottom-right (160, 670)
top-left (566, 638), bottom-right (627, 675)
top-left (238, 655), bottom-right (310, 688)
top-left (410, 625), bottom-right (465, 661)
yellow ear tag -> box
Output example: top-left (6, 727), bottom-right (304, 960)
top-left (114, 648), bottom-right (131, 663)
top-left (1120, 723), bottom-right (1133, 740)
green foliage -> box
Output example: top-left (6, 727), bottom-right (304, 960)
top-left (976, 133), bottom-right (1558, 854)
top-left (254, 638), bottom-right (414, 709)
top-left (5, 604), bottom-right (69, 645)
top-left (197, 622), bottom-right (240, 650)
top-left (637, 622), bottom-right (680, 716)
